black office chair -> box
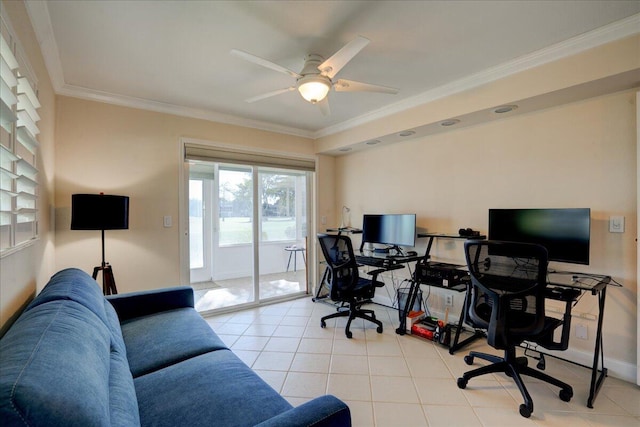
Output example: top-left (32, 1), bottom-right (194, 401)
top-left (317, 233), bottom-right (385, 338)
top-left (457, 240), bottom-right (573, 418)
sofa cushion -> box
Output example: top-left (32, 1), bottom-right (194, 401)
top-left (120, 307), bottom-right (228, 377)
top-left (26, 268), bottom-right (129, 354)
top-left (0, 300), bottom-right (140, 426)
top-left (134, 349), bottom-right (292, 427)
top-left (26, 268), bottom-right (108, 322)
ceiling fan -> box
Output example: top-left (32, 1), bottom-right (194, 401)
top-left (230, 36), bottom-right (398, 115)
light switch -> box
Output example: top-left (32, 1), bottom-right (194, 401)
top-left (609, 216), bottom-right (624, 233)
top-left (163, 215), bottom-right (172, 228)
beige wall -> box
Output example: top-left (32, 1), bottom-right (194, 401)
top-left (54, 97), bottom-right (315, 294)
top-left (331, 90), bottom-right (637, 378)
top-left (0, 1), bottom-right (56, 329)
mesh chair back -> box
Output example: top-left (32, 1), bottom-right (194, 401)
top-left (317, 234), bottom-right (361, 301)
top-left (464, 240), bottom-right (549, 349)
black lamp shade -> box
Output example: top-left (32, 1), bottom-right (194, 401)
top-left (71, 194), bottom-right (129, 230)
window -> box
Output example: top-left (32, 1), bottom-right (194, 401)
top-left (189, 179), bottom-right (204, 269)
top-left (218, 166), bottom-right (253, 246)
top-left (259, 168), bottom-right (306, 243)
top-left (0, 16), bottom-right (40, 256)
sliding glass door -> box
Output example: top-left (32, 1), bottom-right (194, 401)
top-left (188, 161), bottom-right (310, 313)
top-left (257, 168), bottom-right (308, 300)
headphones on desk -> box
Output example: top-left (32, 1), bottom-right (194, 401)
top-left (459, 228), bottom-right (480, 237)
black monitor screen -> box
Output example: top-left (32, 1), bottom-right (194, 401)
top-left (362, 214), bottom-right (416, 247)
top-left (488, 208), bottom-right (590, 265)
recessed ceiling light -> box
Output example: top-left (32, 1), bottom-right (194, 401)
top-left (365, 139), bottom-right (380, 145)
top-left (398, 130), bottom-right (415, 137)
top-left (338, 147), bottom-right (352, 152)
top-left (493, 105), bottom-right (518, 114)
top-left (440, 119), bottom-right (460, 127)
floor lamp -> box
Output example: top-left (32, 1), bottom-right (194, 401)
top-left (71, 193), bottom-right (129, 295)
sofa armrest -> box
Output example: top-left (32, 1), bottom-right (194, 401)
top-left (107, 286), bottom-right (194, 321)
top-left (254, 395), bottom-right (351, 427)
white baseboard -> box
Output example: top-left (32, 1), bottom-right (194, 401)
top-left (551, 347), bottom-right (638, 384)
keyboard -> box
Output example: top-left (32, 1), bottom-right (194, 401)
top-left (355, 255), bottom-right (388, 267)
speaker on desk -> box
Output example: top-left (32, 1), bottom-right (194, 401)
top-left (459, 228), bottom-right (480, 237)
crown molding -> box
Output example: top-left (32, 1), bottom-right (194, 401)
top-left (313, 13), bottom-right (640, 139)
top-left (24, 1), bottom-right (639, 141)
top-left (24, 0), bottom-right (64, 92)
top-left (56, 83), bottom-right (316, 139)
top-left (24, 0), bottom-right (314, 139)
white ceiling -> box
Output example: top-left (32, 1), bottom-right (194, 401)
top-left (26, 1), bottom-right (640, 138)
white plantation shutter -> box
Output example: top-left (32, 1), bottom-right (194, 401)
top-left (0, 16), bottom-right (40, 255)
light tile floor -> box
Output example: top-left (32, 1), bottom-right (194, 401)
top-left (193, 270), bottom-right (307, 312)
top-left (203, 297), bottom-right (640, 427)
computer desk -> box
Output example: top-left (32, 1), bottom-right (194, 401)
top-left (313, 227), bottom-right (420, 302)
top-left (313, 250), bottom-right (421, 302)
top-left (400, 268), bottom-right (612, 408)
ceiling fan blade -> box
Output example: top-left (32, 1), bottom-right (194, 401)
top-left (334, 79), bottom-right (398, 94)
top-left (231, 49), bottom-right (301, 79)
top-left (318, 97), bottom-right (330, 116)
top-left (245, 87), bottom-right (296, 103)
top-left (318, 36), bottom-right (369, 79)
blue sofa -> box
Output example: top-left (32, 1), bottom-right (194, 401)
top-left (0, 268), bottom-right (351, 426)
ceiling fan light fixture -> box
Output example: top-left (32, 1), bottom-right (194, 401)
top-left (297, 75), bottom-right (331, 104)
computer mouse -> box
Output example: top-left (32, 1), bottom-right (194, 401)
top-left (406, 251), bottom-right (418, 256)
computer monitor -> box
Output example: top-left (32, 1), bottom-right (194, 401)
top-left (362, 214), bottom-right (416, 250)
top-left (488, 208), bottom-right (590, 265)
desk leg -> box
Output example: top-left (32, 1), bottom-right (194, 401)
top-left (312, 267), bottom-right (330, 302)
top-left (587, 287), bottom-right (608, 408)
top-left (396, 280), bottom-right (420, 335)
top-left (448, 287), bottom-right (484, 355)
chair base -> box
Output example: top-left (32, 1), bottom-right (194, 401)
top-left (321, 301), bottom-right (383, 339)
top-left (457, 348), bottom-right (573, 418)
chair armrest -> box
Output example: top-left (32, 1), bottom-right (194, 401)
top-left (253, 395), bottom-right (351, 427)
top-left (366, 267), bottom-right (387, 286)
top-left (366, 268), bottom-right (388, 277)
top-left (107, 286), bottom-right (194, 321)
top-left (366, 264), bottom-right (404, 285)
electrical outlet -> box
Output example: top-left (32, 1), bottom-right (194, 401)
top-left (445, 294), bottom-right (453, 307)
top-left (575, 324), bottom-right (588, 340)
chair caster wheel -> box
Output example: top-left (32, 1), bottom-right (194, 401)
top-left (464, 355), bottom-right (474, 365)
top-left (519, 404), bottom-right (532, 418)
top-left (320, 321), bottom-right (326, 328)
top-left (457, 377), bottom-right (467, 389)
top-left (377, 326), bottom-right (383, 333)
top-left (346, 331), bottom-right (352, 339)
top-left (559, 388), bottom-right (573, 402)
